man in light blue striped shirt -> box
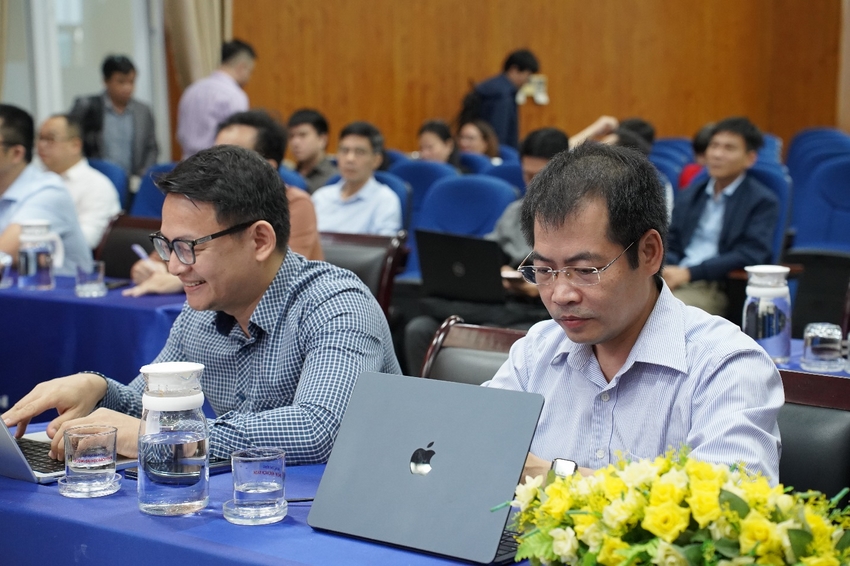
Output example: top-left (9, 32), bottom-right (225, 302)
top-left (484, 142), bottom-right (783, 483)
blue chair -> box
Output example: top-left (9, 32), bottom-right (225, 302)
top-left (325, 171), bottom-right (413, 231)
top-left (483, 163), bottom-right (525, 195)
top-left (498, 145), bottom-right (520, 164)
top-left (388, 160), bottom-right (458, 229)
top-left (384, 149), bottom-right (411, 169)
top-left (650, 146), bottom-right (691, 168)
top-left (788, 143), bottom-right (850, 228)
top-left (648, 154), bottom-right (682, 192)
top-left (654, 138), bottom-right (695, 162)
top-left (786, 128), bottom-right (850, 172)
top-left (458, 152), bottom-right (492, 174)
top-left (88, 158), bottom-right (129, 210)
top-left (129, 162), bottom-right (177, 218)
top-left (760, 134), bottom-right (783, 164)
top-left (278, 167), bottom-right (308, 190)
top-left (398, 175), bottom-right (517, 279)
top-left (792, 156), bottom-right (850, 252)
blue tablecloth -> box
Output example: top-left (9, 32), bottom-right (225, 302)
top-left (0, 425), bottom-right (470, 565)
top-left (0, 276), bottom-right (185, 420)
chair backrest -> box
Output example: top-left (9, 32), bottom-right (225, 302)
top-left (778, 369), bottom-right (850, 499)
top-left (498, 144), bottom-right (520, 164)
top-left (653, 138), bottom-right (695, 162)
top-left (791, 155), bottom-right (850, 250)
top-left (784, 248), bottom-right (850, 337)
top-left (399, 174), bottom-right (517, 279)
top-left (384, 149), bottom-right (411, 169)
top-left (93, 214), bottom-right (161, 279)
top-left (458, 152), bottom-right (493, 174)
top-left (786, 128), bottom-right (850, 174)
top-left (388, 160), bottom-right (458, 226)
top-left (278, 167), bottom-right (308, 190)
top-left (483, 162), bottom-right (525, 195)
top-left (129, 162), bottom-right (176, 218)
top-left (88, 158), bottom-right (129, 210)
top-left (648, 154), bottom-right (682, 192)
top-left (649, 146), bottom-right (691, 167)
top-left (747, 162), bottom-right (792, 262)
top-left (420, 315), bottom-right (526, 384)
top-left (318, 230), bottom-right (406, 317)
top-left (759, 133), bottom-right (783, 163)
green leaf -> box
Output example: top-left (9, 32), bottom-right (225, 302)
top-left (678, 543), bottom-right (704, 566)
top-left (581, 551), bottom-right (598, 566)
top-left (836, 530), bottom-right (850, 552)
top-left (787, 528), bottom-right (813, 560)
top-left (690, 529), bottom-right (710, 543)
top-left (719, 490), bottom-right (750, 518)
top-left (515, 530), bottom-right (556, 563)
top-left (713, 537), bottom-right (740, 559)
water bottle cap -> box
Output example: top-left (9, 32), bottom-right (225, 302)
top-left (744, 264), bottom-right (790, 287)
top-left (140, 361), bottom-right (204, 396)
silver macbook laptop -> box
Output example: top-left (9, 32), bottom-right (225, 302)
top-left (0, 424), bottom-right (136, 484)
top-left (308, 372), bottom-right (543, 564)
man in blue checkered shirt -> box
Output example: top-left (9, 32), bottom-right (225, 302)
top-left (3, 145), bottom-right (401, 465)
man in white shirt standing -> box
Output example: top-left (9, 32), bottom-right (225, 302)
top-left (177, 40), bottom-right (256, 159)
top-left (311, 121), bottom-right (401, 236)
top-left (37, 115), bottom-right (121, 249)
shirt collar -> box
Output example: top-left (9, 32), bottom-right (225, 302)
top-left (705, 172), bottom-right (746, 200)
top-left (58, 158), bottom-right (88, 182)
top-left (554, 282), bottom-right (689, 378)
top-left (213, 252), bottom-right (295, 337)
top-left (334, 176), bottom-right (378, 203)
top-left (102, 92), bottom-right (133, 115)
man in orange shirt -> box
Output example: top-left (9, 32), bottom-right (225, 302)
top-left (125, 110), bottom-right (322, 296)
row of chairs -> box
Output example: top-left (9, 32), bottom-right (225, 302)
top-left (421, 315), bottom-right (850, 501)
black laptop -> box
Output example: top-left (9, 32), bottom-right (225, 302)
top-left (416, 230), bottom-right (507, 303)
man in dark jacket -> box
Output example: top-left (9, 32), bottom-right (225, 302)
top-left (473, 50), bottom-right (539, 149)
top-left (69, 55), bottom-right (158, 179)
top-left (664, 117), bottom-right (779, 315)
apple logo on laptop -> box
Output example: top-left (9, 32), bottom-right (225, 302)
top-left (409, 442), bottom-right (435, 475)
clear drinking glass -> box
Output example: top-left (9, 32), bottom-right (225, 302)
top-left (58, 424), bottom-right (121, 498)
top-left (223, 448), bottom-right (287, 525)
top-left (801, 323), bottom-right (845, 373)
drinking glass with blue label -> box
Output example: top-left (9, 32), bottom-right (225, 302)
top-left (17, 219), bottom-right (64, 291)
top-left (223, 448), bottom-right (287, 525)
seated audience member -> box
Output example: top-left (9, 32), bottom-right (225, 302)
top-left (663, 117), bottom-right (778, 316)
top-left (37, 114), bottom-right (121, 248)
top-left (69, 55), bottom-right (158, 179)
top-left (124, 109), bottom-right (324, 297)
top-left (618, 117), bottom-right (656, 147)
top-left (177, 40), bottom-right (255, 158)
top-left (457, 119), bottom-right (501, 161)
top-left (418, 120), bottom-right (463, 171)
top-left (483, 141), bottom-right (782, 483)
top-left (3, 145), bottom-right (401, 465)
top-left (403, 128), bottom-right (570, 376)
top-left (679, 123), bottom-right (714, 189)
top-left (286, 109), bottom-right (338, 193)
top-left (0, 104), bottom-right (92, 275)
top-left (312, 122), bottom-right (402, 236)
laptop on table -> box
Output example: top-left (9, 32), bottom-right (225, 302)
top-left (0, 422), bottom-right (136, 484)
top-left (416, 230), bottom-right (508, 303)
top-left (308, 372), bottom-right (543, 564)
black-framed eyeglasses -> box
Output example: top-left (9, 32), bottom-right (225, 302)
top-left (517, 241), bottom-right (635, 287)
top-left (149, 220), bottom-right (259, 265)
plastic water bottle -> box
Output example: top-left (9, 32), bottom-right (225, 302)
top-left (138, 362), bottom-right (209, 516)
top-left (17, 220), bottom-right (64, 290)
top-left (742, 265), bottom-right (791, 364)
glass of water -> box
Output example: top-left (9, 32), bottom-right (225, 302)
top-left (58, 424), bottom-right (121, 498)
top-left (800, 322), bottom-right (845, 373)
top-left (223, 447), bottom-right (286, 525)
top-left (75, 260), bottom-right (107, 298)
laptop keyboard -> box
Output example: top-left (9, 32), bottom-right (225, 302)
top-left (16, 437), bottom-right (65, 474)
top-left (493, 530), bottom-right (519, 564)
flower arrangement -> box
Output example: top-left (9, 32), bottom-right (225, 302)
top-left (510, 450), bottom-right (850, 566)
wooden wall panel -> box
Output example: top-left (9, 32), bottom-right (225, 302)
top-left (226, 0), bottom-right (841, 154)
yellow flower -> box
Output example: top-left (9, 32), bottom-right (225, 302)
top-left (550, 527), bottom-right (580, 563)
top-left (597, 535), bottom-right (630, 566)
top-left (685, 460), bottom-right (726, 487)
top-left (806, 510), bottom-right (837, 556)
top-left (619, 458), bottom-right (661, 488)
top-left (659, 467), bottom-right (689, 492)
top-left (537, 479), bottom-right (573, 519)
top-left (513, 474), bottom-right (543, 511)
top-left (650, 481), bottom-right (686, 506)
top-left (602, 473), bottom-right (628, 502)
top-left (740, 510), bottom-right (783, 556)
top-left (603, 491), bottom-right (644, 535)
top-left (652, 540), bottom-right (689, 566)
top-left (686, 480), bottom-right (722, 528)
top-left (642, 501), bottom-right (690, 543)
top-left (801, 555), bottom-right (840, 566)
top-left (740, 476), bottom-right (773, 512)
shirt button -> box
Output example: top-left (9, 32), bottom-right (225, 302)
top-left (601, 392), bottom-right (610, 402)
top-left (596, 449), bottom-right (605, 459)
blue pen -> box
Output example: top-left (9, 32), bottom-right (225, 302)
top-left (131, 244), bottom-right (152, 262)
